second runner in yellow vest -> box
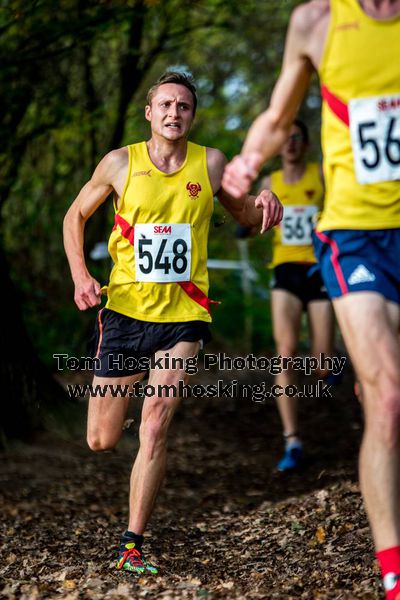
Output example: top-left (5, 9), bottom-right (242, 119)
top-left (270, 161), bottom-right (324, 267)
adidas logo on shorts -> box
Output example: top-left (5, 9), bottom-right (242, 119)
top-left (348, 264), bottom-right (376, 286)
top-left (383, 572), bottom-right (400, 591)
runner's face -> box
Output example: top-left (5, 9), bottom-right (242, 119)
top-left (281, 125), bottom-right (307, 163)
top-left (145, 83), bottom-right (195, 141)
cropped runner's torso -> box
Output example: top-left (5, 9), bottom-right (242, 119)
top-left (105, 141), bottom-right (214, 323)
top-left (318, 0), bottom-right (400, 231)
top-left (270, 162), bottom-right (324, 266)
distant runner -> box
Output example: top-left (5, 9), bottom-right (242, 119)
top-left (261, 119), bottom-right (335, 472)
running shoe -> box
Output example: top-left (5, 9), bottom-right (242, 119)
top-left (116, 541), bottom-right (158, 574)
top-left (276, 440), bottom-right (303, 472)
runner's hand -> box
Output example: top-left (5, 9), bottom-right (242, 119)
top-left (222, 152), bottom-right (263, 198)
top-left (74, 276), bottom-right (102, 310)
top-left (255, 189), bottom-right (283, 233)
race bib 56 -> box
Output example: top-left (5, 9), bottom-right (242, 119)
top-left (349, 94), bottom-right (400, 184)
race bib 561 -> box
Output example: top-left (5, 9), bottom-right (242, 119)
top-left (281, 205), bottom-right (318, 246)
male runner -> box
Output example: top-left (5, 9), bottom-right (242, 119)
top-left (63, 71), bottom-right (282, 574)
top-left (260, 119), bottom-right (335, 472)
top-left (222, 2), bottom-right (400, 598)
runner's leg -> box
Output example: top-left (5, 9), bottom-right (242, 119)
top-left (307, 299), bottom-right (335, 379)
top-left (333, 292), bottom-right (400, 550)
top-left (272, 289), bottom-right (302, 440)
top-left (87, 373), bottom-right (145, 451)
top-left (128, 340), bottom-right (200, 534)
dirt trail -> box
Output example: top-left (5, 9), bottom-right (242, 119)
top-left (0, 367), bottom-right (381, 599)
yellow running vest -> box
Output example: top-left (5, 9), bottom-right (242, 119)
top-left (105, 141), bottom-right (214, 323)
top-left (270, 162), bottom-right (324, 267)
top-left (318, 0), bottom-right (400, 231)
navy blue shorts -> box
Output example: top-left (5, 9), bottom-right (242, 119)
top-left (312, 229), bottom-right (400, 303)
top-left (89, 308), bottom-right (211, 378)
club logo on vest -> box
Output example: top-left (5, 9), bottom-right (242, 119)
top-left (186, 182), bottom-right (202, 198)
top-left (305, 189), bottom-right (315, 199)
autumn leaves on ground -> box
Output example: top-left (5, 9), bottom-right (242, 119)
top-left (0, 367), bottom-right (382, 599)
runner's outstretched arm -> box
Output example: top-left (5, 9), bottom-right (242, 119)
top-left (222, 4), bottom-right (315, 198)
top-left (207, 147), bottom-right (283, 233)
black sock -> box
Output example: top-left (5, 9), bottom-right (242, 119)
top-left (120, 530), bottom-right (144, 551)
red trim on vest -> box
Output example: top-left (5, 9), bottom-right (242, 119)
top-left (111, 218), bottom-right (218, 313)
top-left (113, 214), bottom-right (135, 245)
top-left (321, 85), bottom-right (349, 127)
top-left (178, 281), bottom-right (220, 315)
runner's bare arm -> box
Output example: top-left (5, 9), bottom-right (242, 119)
top-left (63, 149), bottom-right (127, 311)
top-left (258, 175), bottom-right (271, 194)
top-left (207, 148), bottom-right (283, 233)
top-left (222, 2), bottom-right (323, 198)
top-left (251, 175), bottom-right (274, 236)
top-left (238, 175), bottom-right (275, 237)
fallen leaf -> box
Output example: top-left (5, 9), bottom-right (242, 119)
top-left (316, 526), bottom-right (326, 544)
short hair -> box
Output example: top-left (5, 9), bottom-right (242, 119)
top-left (146, 71), bottom-right (197, 116)
top-left (293, 119), bottom-right (309, 144)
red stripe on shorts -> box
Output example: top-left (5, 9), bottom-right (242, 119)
top-left (315, 230), bottom-right (348, 295)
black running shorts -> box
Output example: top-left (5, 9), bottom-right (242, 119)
top-left (89, 308), bottom-right (211, 378)
top-left (271, 262), bottom-right (329, 309)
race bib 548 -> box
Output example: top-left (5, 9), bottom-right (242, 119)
top-left (134, 223), bottom-right (191, 282)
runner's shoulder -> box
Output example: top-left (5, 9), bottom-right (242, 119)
top-left (206, 148), bottom-right (227, 195)
top-left (290, 0), bottom-right (329, 37)
top-left (93, 147), bottom-right (129, 185)
top-left (103, 147), bottom-right (129, 173)
top-left (206, 147), bottom-right (227, 169)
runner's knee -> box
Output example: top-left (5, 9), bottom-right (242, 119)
top-left (139, 398), bottom-right (174, 453)
top-left (87, 431), bottom-right (119, 452)
top-left (365, 380), bottom-right (400, 448)
top-left (374, 396), bottom-right (400, 448)
top-left (275, 342), bottom-right (297, 359)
